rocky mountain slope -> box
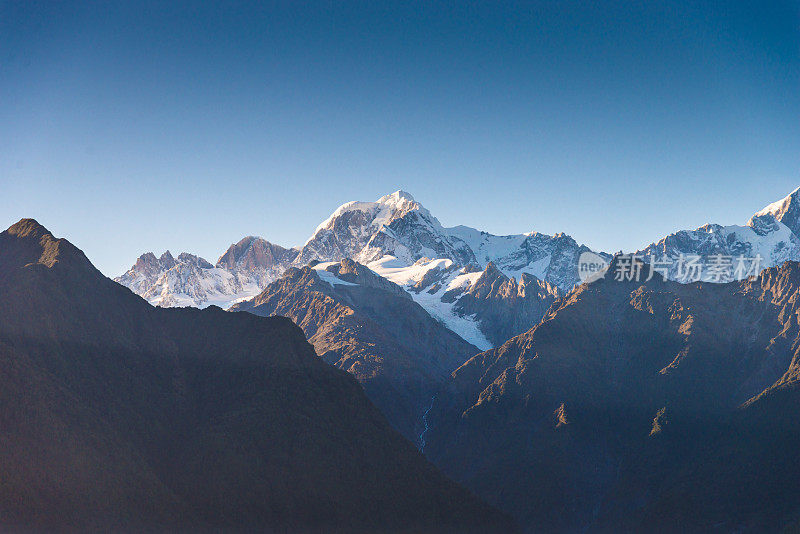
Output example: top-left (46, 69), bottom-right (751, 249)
top-left (424, 257), bottom-right (800, 533)
top-left (377, 259), bottom-right (561, 349)
top-left (294, 190), bottom-right (584, 349)
top-left (230, 258), bottom-right (480, 443)
top-left (216, 235), bottom-right (299, 285)
top-left (0, 219), bottom-right (512, 533)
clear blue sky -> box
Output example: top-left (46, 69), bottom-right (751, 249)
top-left (2, 1), bottom-right (798, 276)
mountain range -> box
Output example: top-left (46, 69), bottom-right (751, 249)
top-left (117, 188), bottom-right (800, 349)
top-left (115, 190), bottom-right (604, 350)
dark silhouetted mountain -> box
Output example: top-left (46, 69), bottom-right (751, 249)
top-left (0, 219), bottom-right (512, 533)
top-left (425, 256), bottom-right (800, 533)
top-left (230, 258), bottom-right (480, 443)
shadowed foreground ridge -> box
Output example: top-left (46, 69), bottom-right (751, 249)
top-left (0, 219), bottom-right (513, 533)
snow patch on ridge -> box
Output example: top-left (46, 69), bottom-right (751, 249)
top-left (312, 262), bottom-right (358, 287)
top-left (369, 256), bottom-right (492, 350)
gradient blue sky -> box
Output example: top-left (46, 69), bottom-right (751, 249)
top-left (2, 1), bottom-right (799, 276)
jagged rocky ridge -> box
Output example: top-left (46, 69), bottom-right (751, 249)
top-left (216, 235), bottom-right (299, 286)
top-left (425, 257), bottom-right (800, 533)
top-left (637, 188), bottom-right (800, 281)
top-left (115, 236), bottom-right (297, 307)
top-left (114, 250), bottom-right (257, 307)
top-left (393, 259), bottom-right (561, 349)
top-left (0, 219), bottom-right (513, 533)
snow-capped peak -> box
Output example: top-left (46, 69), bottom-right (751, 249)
top-left (297, 190), bottom-right (448, 266)
top-left (308, 190), bottom-right (425, 240)
top-left (378, 189), bottom-right (416, 205)
top-left (754, 186), bottom-right (800, 218)
top-left (752, 186), bottom-right (800, 238)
